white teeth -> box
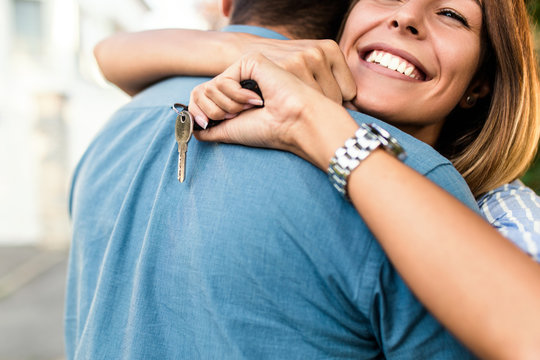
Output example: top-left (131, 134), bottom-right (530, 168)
top-left (380, 53), bottom-right (391, 67)
top-left (365, 50), bottom-right (421, 79)
top-left (404, 66), bottom-right (414, 76)
top-left (389, 57), bottom-right (400, 71)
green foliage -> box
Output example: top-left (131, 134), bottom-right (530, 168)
top-left (527, 0), bottom-right (540, 24)
top-left (522, 158), bottom-right (540, 193)
top-left (521, 1), bottom-right (540, 194)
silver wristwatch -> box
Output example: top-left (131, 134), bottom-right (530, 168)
top-left (328, 123), bottom-right (407, 198)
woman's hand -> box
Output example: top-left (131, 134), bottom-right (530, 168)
top-left (242, 38), bottom-right (356, 104)
top-left (188, 38), bottom-right (356, 126)
top-left (190, 53), bottom-right (358, 171)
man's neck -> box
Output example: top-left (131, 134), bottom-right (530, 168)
top-left (237, 21), bottom-right (299, 40)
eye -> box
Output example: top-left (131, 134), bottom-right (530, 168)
top-left (438, 9), bottom-right (469, 27)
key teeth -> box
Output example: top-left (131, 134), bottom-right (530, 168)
top-left (178, 170), bottom-right (184, 183)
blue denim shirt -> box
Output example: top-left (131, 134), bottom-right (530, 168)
top-left (66, 25), bottom-right (478, 359)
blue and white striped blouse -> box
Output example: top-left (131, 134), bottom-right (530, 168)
top-left (478, 180), bottom-right (540, 262)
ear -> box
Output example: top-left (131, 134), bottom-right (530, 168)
top-left (220, 0), bottom-right (233, 18)
top-left (459, 79), bottom-right (490, 109)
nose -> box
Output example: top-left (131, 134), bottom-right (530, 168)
top-left (391, 20), bottom-right (419, 35)
top-left (389, 2), bottom-right (426, 38)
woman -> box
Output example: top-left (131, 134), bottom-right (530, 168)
top-left (94, 0), bottom-right (540, 358)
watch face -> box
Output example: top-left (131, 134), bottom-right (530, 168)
top-left (367, 123), bottom-right (407, 161)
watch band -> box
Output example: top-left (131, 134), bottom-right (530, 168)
top-left (328, 123), bottom-right (407, 198)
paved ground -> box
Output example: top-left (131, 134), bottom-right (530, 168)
top-left (0, 246), bottom-right (68, 360)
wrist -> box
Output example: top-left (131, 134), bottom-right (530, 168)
top-left (211, 31), bottom-right (249, 74)
top-left (328, 123), bottom-right (407, 198)
top-left (229, 32), bottom-right (268, 64)
top-left (177, 31), bottom-right (262, 76)
top-left (296, 98), bottom-right (358, 171)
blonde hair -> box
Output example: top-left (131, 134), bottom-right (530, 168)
top-left (339, 0), bottom-right (540, 197)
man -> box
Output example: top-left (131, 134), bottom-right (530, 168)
top-left (66, 0), bottom-right (478, 358)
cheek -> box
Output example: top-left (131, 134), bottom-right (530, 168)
top-left (338, 3), bottom-right (370, 55)
top-left (339, 24), bottom-right (358, 55)
top-left (437, 36), bottom-right (482, 85)
top-left (429, 36), bottom-right (482, 114)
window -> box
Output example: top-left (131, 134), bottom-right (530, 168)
top-left (13, 0), bottom-right (44, 55)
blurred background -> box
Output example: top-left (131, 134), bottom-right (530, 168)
top-left (0, 0), bottom-right (223, 358)
top-left (0, 0), bottom-right (538, 359)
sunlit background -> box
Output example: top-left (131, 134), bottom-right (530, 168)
top-left (0, 0), bottom-right (224, 248)
top-left (0, 0), bottom-right (538, 359)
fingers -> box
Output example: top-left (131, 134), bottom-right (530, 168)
top-left (194, 109), bottom-right (257, 146)
top-left (262, 39), bottom-right (356, 103)
top-left (189, 76), bottom-right (263, 128)
top-left (332, 63), bottom-right (356, 102)
top-left (187, 96), bottom-right (210, 130)
top-left (194, 117), bottom-right (235, 143)
top-left (318, 40), bottom-right (357, 102)
top-left (304, 54), bottom-right (343, 103)
top-left (267, 44), bottom-right (337, 101)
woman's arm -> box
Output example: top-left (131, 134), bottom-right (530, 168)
top-left (94, 29), bottom-right (356, 100)
top-left (94, 29), bottom-right (251, 95)
top-left (193, 54), bottom-right (540, 360)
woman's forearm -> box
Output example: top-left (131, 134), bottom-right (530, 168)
top-left (301, 103), bottom-right (540, 360)
top-left (94, 29), bottom-right (255, 95)
top-left (352, 151), bottom-right (540, 360)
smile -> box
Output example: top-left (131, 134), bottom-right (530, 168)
top-left (364, 50), bottom-right (426, 81)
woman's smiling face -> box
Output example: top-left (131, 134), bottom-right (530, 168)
top-left (339, 0), bottom-right (484, 144)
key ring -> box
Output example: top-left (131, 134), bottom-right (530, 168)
top-left (171, 103), bottom-right (189, 116)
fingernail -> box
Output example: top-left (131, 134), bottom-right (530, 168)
top-left (195, 115), bottom-right (208, 129)
top-left (224, 113), bottom-right (238, 120)
top-left (242, 104), bottom-right (254, 110)
top-left (247, 99), bottom-right (263, 106)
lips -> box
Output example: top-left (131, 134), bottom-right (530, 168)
top-left (362, 49), bottom-right (428, 81)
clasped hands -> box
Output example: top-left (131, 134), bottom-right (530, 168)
top-left (189, 39), bottom-right (359, 170)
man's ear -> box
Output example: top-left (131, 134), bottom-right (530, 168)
top-left (220, 0), bottom-right (233, 18)
top-left (459, 79), bottom-right (490, 109)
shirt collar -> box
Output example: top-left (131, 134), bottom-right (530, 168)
top-left (221, 25), bottom-right (289, 40)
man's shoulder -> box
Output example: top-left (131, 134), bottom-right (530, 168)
top-left (347, 109), bottom-right (478, 210)
top-left (125, 76), bottom-right (211, 110)
top-left (346, 109), bottom-right (449, 174)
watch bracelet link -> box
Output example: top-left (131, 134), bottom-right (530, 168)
top-left (328, 123), bottom-right (407, 198)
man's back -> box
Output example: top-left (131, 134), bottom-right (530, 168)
top-left (66, 25), bottom-right (478, 360)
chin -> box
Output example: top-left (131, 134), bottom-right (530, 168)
top-left (353, 97), bottom-right (396, 123)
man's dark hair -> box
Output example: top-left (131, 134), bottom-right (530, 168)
top-left (229, 0), bottom-right (352, 40)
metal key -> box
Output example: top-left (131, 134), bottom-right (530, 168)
top-left (175, 110), bottom-right (193, 183)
